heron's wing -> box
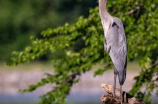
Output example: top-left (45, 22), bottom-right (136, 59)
top-left (106, 17), bottom-right (127, 85)
top-left (111, 17), bottom-right (127, 70)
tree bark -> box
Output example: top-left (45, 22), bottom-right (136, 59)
top-left (100, 84), bottom-right (144, 104)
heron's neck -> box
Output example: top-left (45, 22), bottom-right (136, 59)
top-left (99, 0), bottom-right (113, 37)
top-left (99, 0), bottom-right (108, 15)
top-left (99, 0), bottom-right (112, 20)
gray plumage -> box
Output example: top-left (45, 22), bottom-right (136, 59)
top-left (106, 18), bottom-right (127, 85)
top-left (99, 0), bottom-right (127, 101)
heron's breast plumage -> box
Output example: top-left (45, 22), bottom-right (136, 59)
top-left (106, 20), bottom-right (127, 71)
top-left (105, 20), bottom-right (127, 85)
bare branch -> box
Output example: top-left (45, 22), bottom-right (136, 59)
top-left (128, 3), bottom-right (143, 15)
top-left (100, 84), bottom-right (144, 104)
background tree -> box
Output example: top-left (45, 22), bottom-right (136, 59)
top-left (6, 0), bottom-right (158, 104)
top-left (0, 0), bottom-right (97, 61)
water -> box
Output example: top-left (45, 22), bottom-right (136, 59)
top-left (0, 91), bottom-right (157, 104)
top-left (0, 62), bottom-right (157, 104)
top-left (0, 93), bottom-right (38, 104)
top-left (0, 92), bottom-right (103, 104)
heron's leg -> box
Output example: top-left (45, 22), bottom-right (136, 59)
top-left (120, 85), bottom-right (122, 99)
top-left (113, 70), bottom-right (117, 97)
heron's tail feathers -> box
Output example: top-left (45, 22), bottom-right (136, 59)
top-left (118, 69), bottom-right (126, 85)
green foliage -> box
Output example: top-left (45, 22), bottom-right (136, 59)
top-left (7, 0), bottom-right (158, 104)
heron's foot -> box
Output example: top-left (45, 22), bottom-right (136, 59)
top-left (111, 95), bottom-right (123, 104)
top-left (108, 92), bottom-right (123, 104)
top-left (115, 96), bottom-right (123, 104)
top-left (117, 98), bottom-right (123, 104)
top-left (111, 93), bottom-right (119, 99)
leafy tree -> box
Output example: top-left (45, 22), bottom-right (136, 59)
top-left (7, 0), bottom-right (158, 104)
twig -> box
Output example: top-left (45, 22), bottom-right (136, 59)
top-left (150, 60), bottom-right (158, 69)
top-left (128, 6), bottom-right (140, 14)
top-left (128, 3), bottom-right (143, 15)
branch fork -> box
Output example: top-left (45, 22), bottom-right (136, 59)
top-left (100, 84), bottom-right (144, 104)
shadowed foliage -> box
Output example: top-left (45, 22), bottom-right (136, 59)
top-left (0, 0), bottom-right (97, 61)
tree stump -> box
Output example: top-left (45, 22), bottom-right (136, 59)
top-left (100, 84), bottom-right (144, 104)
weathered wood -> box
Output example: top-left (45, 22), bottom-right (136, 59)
top-left (100, 84), bottom-right (144, 104)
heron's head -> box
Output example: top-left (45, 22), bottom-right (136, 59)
top-left (99, 0), bottom-right (107, 4)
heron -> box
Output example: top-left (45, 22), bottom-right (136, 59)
top-left (99, 0), bottom-right (127, 102)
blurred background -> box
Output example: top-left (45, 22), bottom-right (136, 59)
top-left (0, 0), bottom-right (157, 104)
top-left (0, 0), bottom-right (97, 62)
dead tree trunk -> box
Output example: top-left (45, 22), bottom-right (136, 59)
top-left (100, 84), bottom-right (144, 104)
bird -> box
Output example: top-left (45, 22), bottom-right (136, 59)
top-left (99, 0), bottom-right (127, 102)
